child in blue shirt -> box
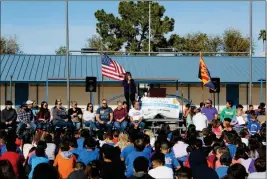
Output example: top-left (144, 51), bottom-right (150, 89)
top-left (69, 138), bottom-right (81, 159)
top-left (143, 134), bottom-right (152, 155)
top-left (120, 135), bottom-right (136, 161)
top-left (78, 137), bottom-right (99, 165)
top-left (160, 141), bottom-right (180, 170)
top-left (247, 111), bottom-right (261, 135)
top-left (224, 133), bottom-right (236, 158)
top-left (125, 138), bottom-right (150, 177)
top-left (215, 154), bottom-right (232, 179)
top-left (77, 129), bottom-right (90, 150)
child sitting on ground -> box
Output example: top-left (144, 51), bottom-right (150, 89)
top-left (78, 137), bottom-right (99, 165)
top-left (215, 147), bottom-right (230, 169)
top-left (112, 130), bottom-right (120, 144)
top-left (104, 131), bottom-right (115, 146)
top-left (160, 141), bottom-right (180, 170)
top-left (143, 134), bottom-right (152, 155)
top-left (212, 120), bottom-right (223, 139)
top-left (53, 141), bottom-right (77, 179)
top-left (69, 138), bottom-right (81, 159)
top-left (67, 162), bottom-right (85, 179)
top-left (224, 133), bottom-right (237, 158)
top-left (215, 154), bottom-right (232, 179)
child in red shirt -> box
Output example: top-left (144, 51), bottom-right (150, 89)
top-left (0, 142), bottom-right (24, 178)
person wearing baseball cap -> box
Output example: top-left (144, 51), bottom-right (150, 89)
top-left (0, 100), bottom-right (17, 129)
top-left (26, 100), bottom-right (34, 109)
top-left (16, 102), bottom-right (36, 137)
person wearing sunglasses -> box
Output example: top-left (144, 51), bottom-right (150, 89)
top-left (201, 99), bottom-right (218, 123)
top-left (95, 99), bottom-right (113, 132)
top-left (68, 101), bottom-right (83, 130)
top-left (36, 101), bottom-right (51, 131)
top-left (83, 103), bottom-right (96, 133)
top-left (52, 99), bottom-right (73, 129)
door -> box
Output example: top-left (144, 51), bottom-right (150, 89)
top-left (226, 84), bottom-right (239, 107)
top-left (15, 83), bottom-right (29, 108)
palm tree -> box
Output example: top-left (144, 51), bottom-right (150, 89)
top-left (258, 30), bottom-right (266, 52)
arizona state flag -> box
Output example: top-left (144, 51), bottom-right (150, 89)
top-left (198, 56), bottom-right (215, 90)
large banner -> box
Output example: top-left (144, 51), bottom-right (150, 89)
top-left (141, 97), bottom-right (180, 119)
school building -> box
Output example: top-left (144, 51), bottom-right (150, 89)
top-left (0, 54), bottom-right (266, 112)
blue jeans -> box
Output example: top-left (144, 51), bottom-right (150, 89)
top-left (95, 121), bottom-right (113, 132)
top-left (114, 121), bottom-right (128, 132)
top-left (36, 121), bottom-right (49, 130)
top-left (73, 122), bottom-right (81, 130)
top-left (85, 121), bottom-right (96, 134)
top-left (85, 121), bottom-right (96, 129)
top-left (16, 122), bottom-right (36, 134)
top-left (54, 119), bottom-right (74, 129)
top-left (130, 121), bottom-right (145, 130)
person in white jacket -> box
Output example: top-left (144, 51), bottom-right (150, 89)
top-left (148, 153), bottom-right (173, 179)
top-left (192, 108), bottom-right (208, 132)
top-left (83, 103), bottom-right (96, 132)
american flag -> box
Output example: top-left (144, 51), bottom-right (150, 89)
top-left (101, 55), bottom-right (126, 81)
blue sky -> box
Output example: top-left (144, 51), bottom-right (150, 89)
top-left (1, 1), bottom-right (266, 56)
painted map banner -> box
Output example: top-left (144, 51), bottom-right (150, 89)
top-left (141, 97), bottom-right (180, 119)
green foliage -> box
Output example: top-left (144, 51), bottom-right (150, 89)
top-left (222, 29), bottom-right (251, 56)
top-left (0, 36), bottom-right (22, 54)
top-left (95, 1), bottom-right (174, 52)
top-left (168, 29), bottom-right (250, 56)
top-left (87, 35), bottom-right (107, 51)
top-left (258, 29), bottom-right (266, 52)
top-left (55, 46), bottom-right (67, 55)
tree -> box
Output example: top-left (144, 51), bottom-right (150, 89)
top-left (222, 29), bottom-right (252, 56)
top-left (258, 29), bottom-right (266, 52)
top-left (87, 35), bottom-right (107, 51)
top-left (94, 1), bottom-right (175, 52)
top-left (55, 46), bottom-right (67, 55)
top-left (0, 36), bottom-right (22, 54)
top-left (168, 33), bottom-right (223, 56)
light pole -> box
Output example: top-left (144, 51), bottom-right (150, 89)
top-left (249, 0), bottom-right (253, 106)
top-left (66, 0), bottom-right (70, 108)
top-left (148, 1), bottom-right (151, 56)
top-left (265, 0), bottom-right (267, 122)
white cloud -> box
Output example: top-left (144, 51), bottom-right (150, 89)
top-left (2, 24), bottom-right (96, 54)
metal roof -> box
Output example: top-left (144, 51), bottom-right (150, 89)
top-left (0, 54), bottom-right (265, 84)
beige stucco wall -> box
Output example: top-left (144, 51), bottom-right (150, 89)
top-left (0, 84), bottom-right (15, 110)
top-left (239, 84), bottom-right (266, 108)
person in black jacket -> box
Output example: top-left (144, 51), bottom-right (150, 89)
top-left (122, 72), bottom-right (136, 111)
top-left (0, 100), bottom-right (17, 129)
top-left (101, 144), bottom-right (126, 179)
top-left (68, 101), bottom-right (83, 130)
top-left (189, 149), bottom-right (219, 179)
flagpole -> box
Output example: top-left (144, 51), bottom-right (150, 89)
top-left (200, 52), bottom-right (204, 102)
top-left (102, 75), bottom-right (104, 99)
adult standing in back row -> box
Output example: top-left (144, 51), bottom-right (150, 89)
top-left (122, 72), bottom-right (136, 111)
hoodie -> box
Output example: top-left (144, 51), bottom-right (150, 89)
top-left (189, 150), bottom-right (219, 179)
top-left (54, 151), bottom-right (76, 179)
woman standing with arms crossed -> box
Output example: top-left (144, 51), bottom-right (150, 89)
top-left (122, 72), bottom-right (136, 111)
